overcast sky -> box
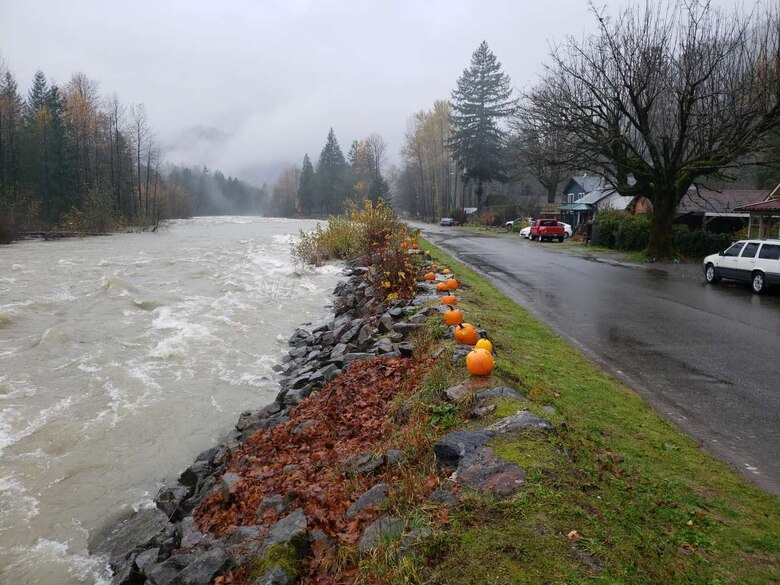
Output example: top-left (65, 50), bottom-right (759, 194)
top-left (1, 0), bottom-right (651, 185)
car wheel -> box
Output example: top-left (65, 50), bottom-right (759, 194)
top-left (752, 271), bottom-right (767, 294)
top-left (564, 232), bottom-right (569, 239)
top-left (704, 264), bottom-right (720, 284)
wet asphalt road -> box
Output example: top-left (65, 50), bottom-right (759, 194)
top-left (415, 223), bottom-right (780, 495)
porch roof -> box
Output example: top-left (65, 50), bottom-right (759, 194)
top-left (734, 198), bottom-right (780, 213)
top-left (560, 202), bottom-right (592, 211)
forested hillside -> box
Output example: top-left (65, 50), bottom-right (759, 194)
top-left (0, 60), bottom-right (267, 243)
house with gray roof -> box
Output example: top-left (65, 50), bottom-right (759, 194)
top-left (559, 175), bottom-right (640, 229)
top-left (675, 188), bottom-right (770, 232)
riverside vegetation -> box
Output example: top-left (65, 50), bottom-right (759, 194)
top-left (93, 204), bottom-right (778, 584)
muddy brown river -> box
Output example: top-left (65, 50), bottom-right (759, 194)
top-left (0, 217), bottom-right (341, 584)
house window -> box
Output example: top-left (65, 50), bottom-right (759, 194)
top-left (568, 193), bottom-right (574, 203)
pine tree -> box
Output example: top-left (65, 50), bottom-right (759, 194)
top-left (346, 139), bottom-right (359, 166)
top-left (315, 128), bottom-right (348, 215)
top-left (1, 71), bottom-right (23, 207)
top-left (450, 41), bottom-right (514, 208)
top-left (370, 174), bottom-right (391, 206)
top-left (27, 70), bottom-right (48, 112)
top-left (298, 153), bottom-right (315, 215)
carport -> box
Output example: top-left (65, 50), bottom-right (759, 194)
top-left (559, 202), bottom-right (592, 230)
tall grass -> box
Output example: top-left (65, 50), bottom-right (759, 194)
top-left (292, 199), bottom-right (405, 266)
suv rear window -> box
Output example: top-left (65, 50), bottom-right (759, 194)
top-left (758, 244), bottom-right (780, 260)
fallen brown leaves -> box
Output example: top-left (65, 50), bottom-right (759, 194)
top-left (193, 356), bottom-right (433, 583)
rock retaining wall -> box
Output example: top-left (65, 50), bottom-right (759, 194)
top-left (90, 262), bottom-right (435, 585)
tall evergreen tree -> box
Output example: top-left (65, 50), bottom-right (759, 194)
top-left (298, 153), bottom-right (315, 215)
top-left (27, 70), bottom-right (48, 112)
top-left (315, 128), bottom-right (348, 215)
top-left (46, 84), bottom-right (76, 209)
top-left (450, 41), bottom-right (514, 208)
top-left (346, 139), bottom-right (359, 166)
top-left (370, 174), bottom-right (391, 205)
top-left (0, 71), bottom-right (23, 206)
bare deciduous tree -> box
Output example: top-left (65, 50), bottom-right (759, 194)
top-left (506, 112), bottom-right (569, 204)
top-left (400, 101), bottom-right (453, 218)
top-left (523, 0), bottom-right (780, 257)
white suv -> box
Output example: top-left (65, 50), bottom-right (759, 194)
top-left (703, 239), bottom-right (780, 294)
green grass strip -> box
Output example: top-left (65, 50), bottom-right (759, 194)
top-left (420, 238), bottom-right (779, 585)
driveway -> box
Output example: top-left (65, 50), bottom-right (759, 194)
top-left (415, 223), bottom-right (780, 495)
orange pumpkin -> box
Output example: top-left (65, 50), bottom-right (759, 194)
top-left (442, 268), bottom-right (452, 275)
top-left (454, 323), bottom-right (478, 345)
top-left (446, 278), bottom-right (459, 291)
top-left (443, 306), bottom-right (463, 326)
top-left (466, 348), bottom-right (494, 376)
top-left (475, 338), bottom-right (493, 353)
top-left (441, 295), bottom-right (457, 306)
top-left (430, 263), bottom-right (438, 270)
top-left (436, 282), bottom-right (448, 292)
top-left (424, 272), bottom-right (436, 281)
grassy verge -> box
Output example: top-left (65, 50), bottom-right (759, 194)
top-left (398, 239), bottom-right (779, 584)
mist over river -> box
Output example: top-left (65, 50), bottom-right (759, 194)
top-left (0, 217), bottom-right (342, 584)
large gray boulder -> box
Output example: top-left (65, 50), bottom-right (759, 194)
top-left (156, 485), bottom-right (190, 519)
top-left (265, 509), bottom-right (309, 553)
top-left (475, 386), bottom-right (527, 403)
top-left (487, 409), bottom-right (552, 433)
top-left (457, 446), bottom-right (526, 496)
top-left (346, 484), bottom-right (389, 519)
top-left (174, 547), bottom-right (232, 585)
top-left (179, 516), bottom-right (210, 549)
top-left (92, 508), bottom-right (171, 567)
top-left (358, 516), bottom-right (405, 551)
top-left (433, 431), bottom-right (493, 470)
top-left (144, 552), bottom-right (195, 585)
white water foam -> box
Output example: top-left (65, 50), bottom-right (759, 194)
top-left (0, 473), bottom-right (40, 524)
top-left (0, 217), bottom-right (342, 584)
top-left (2, 539), bottom-right (111, 585)
top-left (0, 396), bottom-right (74, 456)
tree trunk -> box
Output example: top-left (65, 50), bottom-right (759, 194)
top-left (546, 183), bottom-right (556, 204)
top-left (647, 192), bottom-right (677, 259)
top-left (476, 178), bottom-right (483, 208)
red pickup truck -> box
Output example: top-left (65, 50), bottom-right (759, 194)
top-left (530, 219), bottom-right (566, 242)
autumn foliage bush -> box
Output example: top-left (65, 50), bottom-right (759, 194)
top-left (293, 199), bottom-right (422, 300)
top-left (292, 199), bottom-right (405, 265)
top-left (292, 216), bottom-right (362, 266)
top-left (478, 209), bottom-right (497, 227)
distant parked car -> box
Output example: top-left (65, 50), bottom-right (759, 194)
top-left (559, 222), bottom-right (572, 238)
top-left (519, 226), bottom-right (531, 239)
top-left (440, 217), bottom-right (455, 226)
top-left (530, 219), bottom-right (566, 242)
top-left (506, 217), bottom-right (532, 229)
top-left (703, 238), bottom-right (780, 294)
